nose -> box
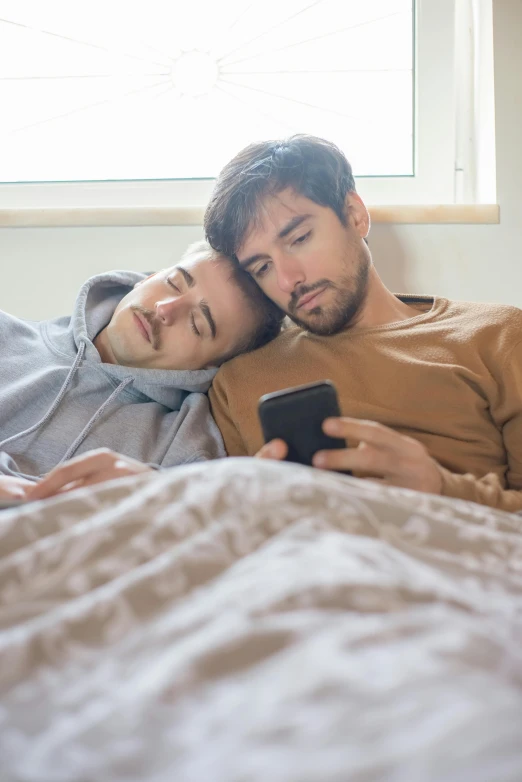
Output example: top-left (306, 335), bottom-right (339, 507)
top-left (154, 294), bottom-right (188, 325)
top-left (275, 252), bottom-right (306, 294)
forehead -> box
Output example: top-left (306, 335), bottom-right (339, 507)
top-left (167, 252), bottom-right (227, 276)
top-left (166, 253), bottom-right (256, 351)
top-left (238, 189), bottom-right (320, 256)
top-left (171, 251), bottom-right (252, 310)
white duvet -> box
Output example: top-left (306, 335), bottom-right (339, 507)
top-left (1, 458), bottom-right (522, 781)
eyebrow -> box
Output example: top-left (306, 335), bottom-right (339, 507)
top-left (177, 266), bottom-right (195, 288)
top-left (239, 214), bottom-right (312, 269)
top-left (175, 266), bottom-right (217, 339)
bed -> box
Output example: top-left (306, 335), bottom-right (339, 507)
top-left (1, 457), bottom-right (522, 781)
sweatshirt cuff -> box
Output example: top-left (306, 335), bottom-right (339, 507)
top-left (437, 464), bottom-right (522, 513)
top-left (438, 465), bottom-right (480, 503)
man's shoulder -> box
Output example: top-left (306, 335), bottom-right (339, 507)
top-left (442, 298), bottom-right (522, 359)
top-left (444, 298), bottom-right (522, 334)
top-left (447, 298), bottom-right (522, 319)
top-left (0, 307), bottom-right (39, 332)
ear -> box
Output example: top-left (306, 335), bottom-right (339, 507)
top-left (133, 272), bottom-right (158, 289)
top-left (344, 192), bottom-right (371, 239)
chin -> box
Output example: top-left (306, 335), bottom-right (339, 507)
top-left (289, 308), bottom-right (343, 335)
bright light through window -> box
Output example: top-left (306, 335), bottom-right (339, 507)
top-left (0, 0), bottom-right (413, 183)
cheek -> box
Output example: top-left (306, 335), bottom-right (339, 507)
top-left (307, 247), bottom-right (331, 270)
top-left (263, 282), bottom-right (288, 308)
top-left (167, 322), bottom-right (190, 347)
top-left (160, 333), bottom-right (198, 369)
top-left (256, 273), bottom-right (286, 302)
top-left (112, 309), bottom-right (134, 340)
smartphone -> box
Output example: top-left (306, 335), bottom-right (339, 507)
top-left (258, 380), bottom-right (346, 467)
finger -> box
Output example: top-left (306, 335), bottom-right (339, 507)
top-left (66, 462), bottom-right (152, 489)
top-left (56, 481), bottom-right (83, 494)
top-left (323, 417), bottom-right (414, 454)
top-left (39, 468), bottom-right (123, 498)
top-left (0, 486), bottom-right (25, 500)
top-left (312, 441), bottom-right (393, 475)
top-left (255, 439), bottom-right (288, 461)
top-left (54, 467), bottom-right (132, 496)
top-left (0, 477), bottom-right (33, 499)
top-left (60, 471), bottom-right (120, 491)
top-left (30, 454), bottom-right (111, 500)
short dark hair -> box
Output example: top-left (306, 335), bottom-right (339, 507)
top-left (220, 264), bottom-right (285, 362)
top-left (204, 134), bottom-right (357, 258)
top-left (179, 241), bottom-right (284, 363)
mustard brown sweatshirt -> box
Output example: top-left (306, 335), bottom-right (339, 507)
top-left (210, 295), bottom-right (522, 513)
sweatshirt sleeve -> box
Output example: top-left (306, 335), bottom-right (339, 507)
top-left (209, 369), bottom-right (249, 457)
top-left (438, 467), bottom-right (522, 512)
top-left (439, 338), bottom-right (522, 513)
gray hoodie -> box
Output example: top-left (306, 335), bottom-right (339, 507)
top-left (0, 271), bottom-right (225, 481)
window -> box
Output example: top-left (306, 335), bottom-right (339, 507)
top-left (0, 0), bottom-right (495, 213)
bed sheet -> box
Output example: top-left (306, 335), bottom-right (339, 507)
top-left (1, 458), bottom-right (522, 781)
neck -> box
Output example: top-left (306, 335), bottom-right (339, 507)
top-left (352, 266), bottom-right (417, 330)
top-left (93, 327), bottom-right (117, 364)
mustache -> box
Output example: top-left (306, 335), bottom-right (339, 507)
top-left (131, 305), bottom-right (161, 350)
top-left (288, 279), bottom-right (333, 315)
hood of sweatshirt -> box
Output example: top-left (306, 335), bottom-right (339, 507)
top-left (0, 271), bottom-right (224, 475)
top-left (51, 270), bottom-right (218, 407)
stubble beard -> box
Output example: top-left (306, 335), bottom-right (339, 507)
top-left (287, 246), bottom-right (371, 336)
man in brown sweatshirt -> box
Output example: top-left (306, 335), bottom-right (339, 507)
top-left (204, 134), bottom-right (522, 513)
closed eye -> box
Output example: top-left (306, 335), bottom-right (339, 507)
top-left (293, 230), bottom-right (311, 246)
top-left (252, 261), bottom-right (271, 279)
top-left (166, 277), bottom-right (180, 293)
top-left (190, 314), bottom-right (201, 337)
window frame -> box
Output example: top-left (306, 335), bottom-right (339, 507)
top-left (0, 0), bottom-right (473, 214)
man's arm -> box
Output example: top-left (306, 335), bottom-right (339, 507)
top-left (258, 415), bottom-right (522, 513)
top-left (432, 336), bottom-right (522, 512)
top-left (317, 417), bottom-right (522, 512)
top-left (257, 334), bottom-right (522, 513)
top-left (444, 336), bottom-right (522, 512)
top-left (209, 370), bottom-right (249, 457)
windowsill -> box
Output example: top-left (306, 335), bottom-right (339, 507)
top-left (0, 204), bottom-right (500, 228)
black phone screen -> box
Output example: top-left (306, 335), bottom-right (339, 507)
top-left (258, 380), bottom-right (346, 466)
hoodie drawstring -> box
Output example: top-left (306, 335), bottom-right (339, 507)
top-left (0, 341), bottom-right (87, 452)
top-left (0, 340), bottom-right (134, 467)
top-left (58, 377), bottom-right (133, 464)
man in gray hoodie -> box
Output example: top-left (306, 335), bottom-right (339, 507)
top-left (0, 241), bottom-right (282, 501)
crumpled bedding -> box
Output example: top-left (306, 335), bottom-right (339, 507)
top-left (1, 457), bottom-right (522, 782)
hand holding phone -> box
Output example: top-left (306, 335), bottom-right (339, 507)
top-left (258, 380), bottom-right (347, 467)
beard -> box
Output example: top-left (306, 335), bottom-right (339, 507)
top-left (287, 245), bottom-right (371, 336)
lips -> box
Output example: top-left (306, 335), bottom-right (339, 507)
top-left (133, 312), bottom-right (151, 343)
top-left (296, 287), bottom-right (327, 311)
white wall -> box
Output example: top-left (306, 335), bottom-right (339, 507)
top-left (0, 0), bottom-right (520, 321)
top-left (0, 226), bottom-right (204, 320)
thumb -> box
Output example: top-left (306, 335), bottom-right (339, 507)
top-left (255, 439), bottom-right (288, 460)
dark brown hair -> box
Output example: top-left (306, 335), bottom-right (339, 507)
top-left (204, 134), bottom-right (357, 258)
top-left (179, 241), bottom-right (284, 362)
